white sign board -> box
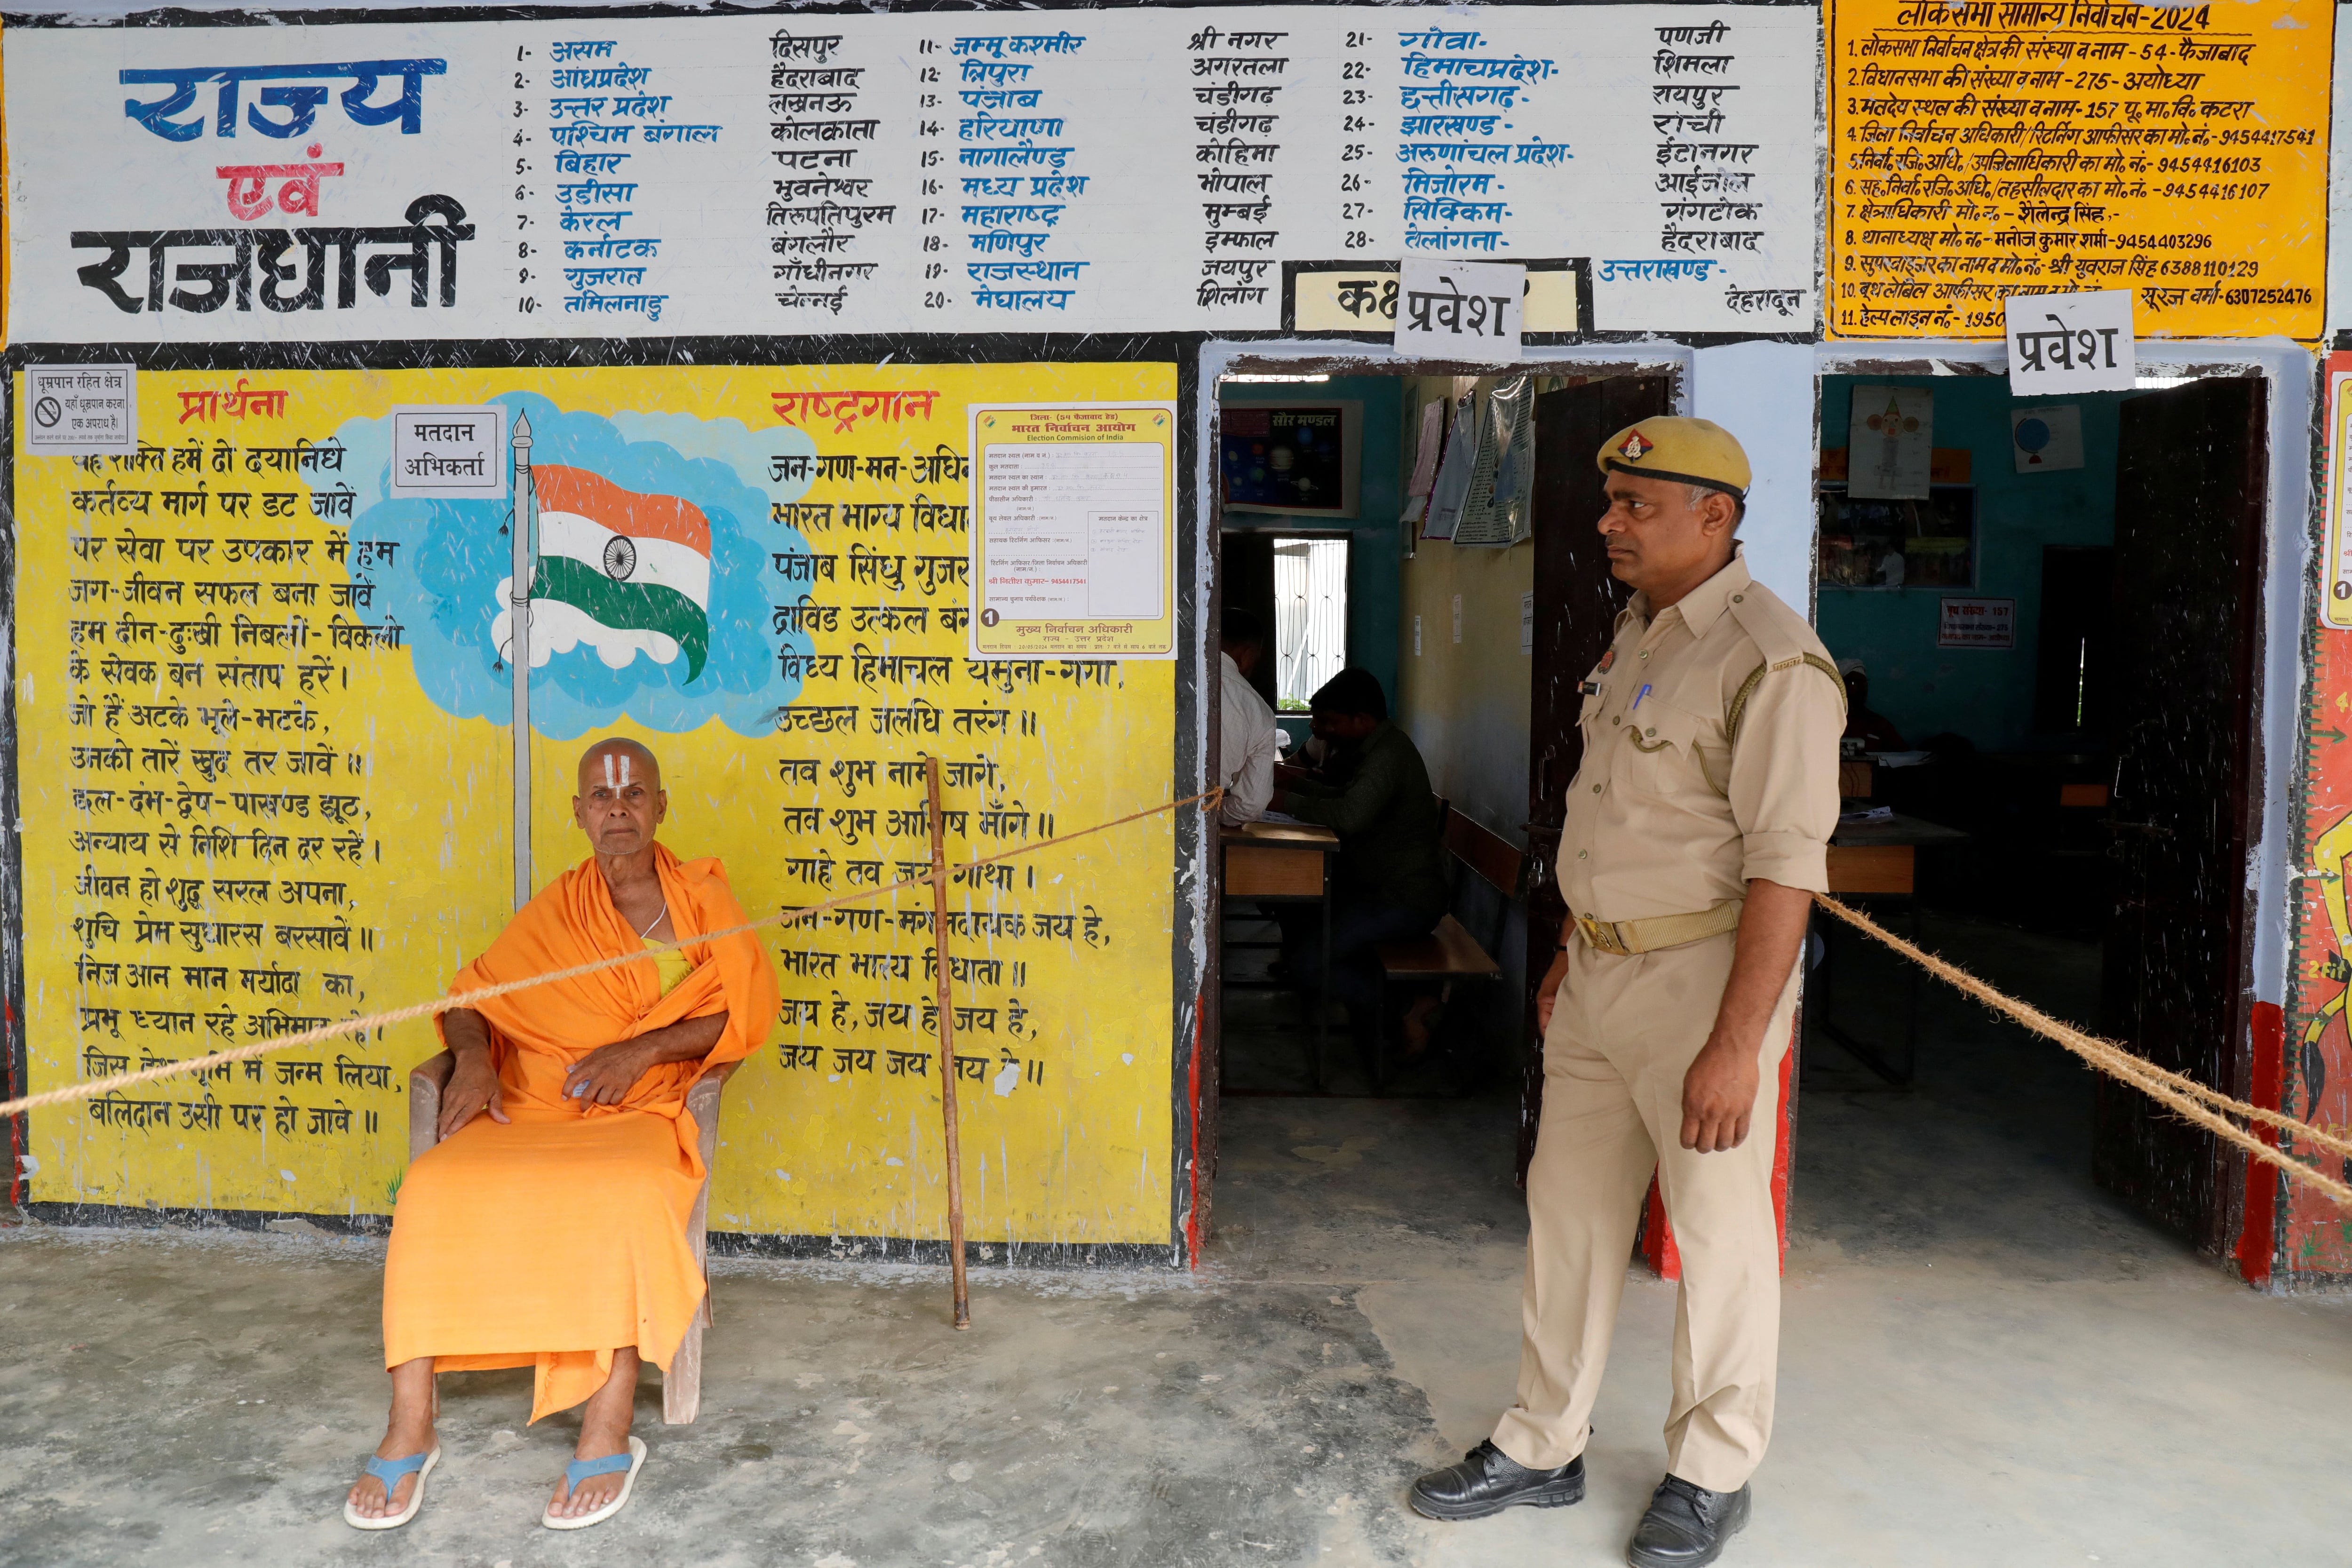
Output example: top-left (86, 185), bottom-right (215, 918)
top-left (1938, 596), bottom-right (2016, 650)
top-left (1394, 258), bottom-right (1524, 358)
top-left (1846, 384), bottom-right (1932, 501)
top-left (2, 9), bottom-right (1818, 342)
top-left (24, 365), bottom-right (136, 454)
top-left (2004, 290), bottom-right (2135, 395)
top-left (389, 404), bottom-right (508, 499)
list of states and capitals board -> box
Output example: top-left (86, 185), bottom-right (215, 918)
top-left (4, 7), bottom-right (1817, 340)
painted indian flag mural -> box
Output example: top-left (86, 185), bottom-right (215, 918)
top-left (334, 390), bottom-right (820, 737)
top-left (497, 465), bottom-right (713, 683)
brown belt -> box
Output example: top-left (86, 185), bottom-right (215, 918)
top-left (1574, 899), bottom-right (1743, 957)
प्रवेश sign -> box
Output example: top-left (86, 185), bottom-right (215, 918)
top-left (389, 405), bottom-right (508, 499)
top-left (1393, 258), bottom-right (1524, 358)
top-left (2005, 291), bottom-right (2136, 396)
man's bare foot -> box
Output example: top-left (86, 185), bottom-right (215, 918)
top-left (547, 1347), bottom-right (640, 1520)
top-left (346, 1358), bottom-right (437, 1520)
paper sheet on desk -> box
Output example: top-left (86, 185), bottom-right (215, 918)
top-left (1256, 810), bottom-right (1306, 826)
top-left (1840, 806), bottom-right (1894, 825)
top-left (1866, 751), bottom-right (1933, 768)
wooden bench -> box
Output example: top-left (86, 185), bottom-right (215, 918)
top-left (1372, 806), bottom-right (1524, 1090)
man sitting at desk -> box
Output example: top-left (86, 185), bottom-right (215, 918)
top-left (1271, 668), bottom-right (1449, 1050)
top-left (1219, 606), bottom-right (1281, 826)
top-left (1837, 659), bottom-right (1907, 752)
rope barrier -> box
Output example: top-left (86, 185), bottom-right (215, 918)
top-left (0, 786), bottom-right (1225, 1122)
top-left (20, 803), bottom-right (2340, 1217)
top-left (1813, 895), bottom-right (2352, 1211)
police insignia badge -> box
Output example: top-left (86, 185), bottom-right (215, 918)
top-left (1598, 649), bottom-right (1616, 672)
top-left (1617, 430), bottom-right (1654, 462)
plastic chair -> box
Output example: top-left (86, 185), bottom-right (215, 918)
top-left (405, 1051), bottom-right (736, 1424)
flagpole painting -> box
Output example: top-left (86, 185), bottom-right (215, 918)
top-left (509, 413), bottom-right (537, 912)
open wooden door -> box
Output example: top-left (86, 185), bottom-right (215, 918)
top-left (2097, 376), bottom-right (2267, 1250)
top-left (1520, 376), bottom-right (1672, 1178)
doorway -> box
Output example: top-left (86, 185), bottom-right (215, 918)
top-left (1203, 358), bottom-right (1679, 1125)
top-left (1805, 367), bottom-right (2273, 1257)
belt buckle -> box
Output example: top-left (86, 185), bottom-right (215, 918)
top-left (1578, 916), bottom-right (1629, 956)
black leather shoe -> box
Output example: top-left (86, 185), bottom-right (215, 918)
top-left (1627, 1475), bottom-right (1752, 1567)
top-left (1408, 1440), bottom-right (1585, 1520)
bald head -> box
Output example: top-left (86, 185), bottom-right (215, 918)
top-left (578, 738), bottom-right (660, 793)
top-left (572, 739), bottom-right (667, 859)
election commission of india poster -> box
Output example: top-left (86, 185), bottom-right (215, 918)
top-left (1826, 0), bottom-right (2332, 340)
top-left (969, 404), bottom-right (1179, 660)
top-left (17, 361), bottom-right (1184, 1248)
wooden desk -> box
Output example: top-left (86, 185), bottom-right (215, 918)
top-left (1827, 812), bottom-right (1971, 896)
top-left (1815, 812), bottom-right (1969, 1085)
top-left (1219, 823), bottom-right (1341, 1091)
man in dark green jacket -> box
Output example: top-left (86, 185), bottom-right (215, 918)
top-left (1271, 668), bottom-right (1447, 1042)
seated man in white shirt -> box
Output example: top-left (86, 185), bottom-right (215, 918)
top-left (1219, 607), bottom-right (1281, 825)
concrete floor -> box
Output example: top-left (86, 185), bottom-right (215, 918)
top-left (6, 914), bottom-right (2351, 1566)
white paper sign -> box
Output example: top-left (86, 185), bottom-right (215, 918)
top-left (389, 405), bottom-right (508, 500)
top-left (1938, 596), bottom-right (2016, 649)
top-left (2010, 404), bottom-right (2084, 472)
top-left (1847, 384), bottom-right (1933, 501)
top-left (1394, 259), bottom-right (1524, 359)
top-left (24, 364), bottom-right (135, 454)
top-left (2005, 290), bottom-right (2135, 395)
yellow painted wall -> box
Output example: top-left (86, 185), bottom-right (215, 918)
top-left (19, 361), bottom-right (1182, 1247)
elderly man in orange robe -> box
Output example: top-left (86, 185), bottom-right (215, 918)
top-left (344, 737), bottom-right (777, 1530)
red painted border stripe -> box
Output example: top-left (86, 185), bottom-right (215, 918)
top-left (2234, 1000), bottom-right (2285, 1287)
top-left (1184, 995), bottom-right (1203, 1270)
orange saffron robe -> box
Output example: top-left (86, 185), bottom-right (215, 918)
top-left (382, 844), bottom-right (779, 1421)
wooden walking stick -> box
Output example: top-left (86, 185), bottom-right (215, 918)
top-left (925, 755), bottom-right (972, 1329)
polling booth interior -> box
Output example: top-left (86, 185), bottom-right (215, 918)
top-left (1212, 365), bottom-right (1672, 1103)
top-left (1806, 353), bottom-right (2300, 1268)
top-left (1204, 348), bottom-right (1823, 1274)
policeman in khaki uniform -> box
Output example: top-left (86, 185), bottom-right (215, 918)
top-left (1410, 418), bottom-right (1842, 1568)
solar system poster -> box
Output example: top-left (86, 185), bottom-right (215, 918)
top-left (1218, 404), bottom-right (1359, 519)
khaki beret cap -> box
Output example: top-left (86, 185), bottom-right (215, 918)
top-left (1595, 415), bottom-right (1751, 500)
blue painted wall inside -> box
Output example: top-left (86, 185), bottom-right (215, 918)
top-left (1816, 375), bottom-right (2132, 752)
top-left (1220, 377), bottom-right (1406, 734)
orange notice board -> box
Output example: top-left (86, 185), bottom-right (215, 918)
top-left (1827, 0), bottom-right (2333, 340)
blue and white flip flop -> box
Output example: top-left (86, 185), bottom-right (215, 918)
top-left (343, 1446), bottom-right (439, 1530)
top-left (541, 1435), bottom-right (646, 1530)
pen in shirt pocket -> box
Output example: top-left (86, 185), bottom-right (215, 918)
top-left (1631, 683), bottom-right (1652, 712)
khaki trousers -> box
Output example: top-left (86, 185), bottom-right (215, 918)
top-left (1490, 930), bottom-right (1795, 1494)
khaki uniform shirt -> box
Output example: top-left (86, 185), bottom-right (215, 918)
top-left (1557, 549), bottom-right (1844, 923)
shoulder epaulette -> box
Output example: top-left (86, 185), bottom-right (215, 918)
top-left (1722, 584), bottom-right (1845, 748)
